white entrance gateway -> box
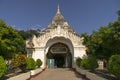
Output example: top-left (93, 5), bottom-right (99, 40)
top-left (26, 5), bottom-right (86, 68)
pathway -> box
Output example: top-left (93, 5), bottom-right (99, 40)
top-left (30, 68), bottom-right (83, 80)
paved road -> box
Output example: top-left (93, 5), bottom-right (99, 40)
top-left (30, 68), bottom-right (82, 80)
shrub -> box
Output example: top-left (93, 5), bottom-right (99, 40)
top-left (26, 58), bottom-right (36, 70)
top-left (36, 59), bottom-right (42, 68)
top-left (81, 56), bottom-right (98, 71)
top-left (107, 55), bottom-right (120, 79)
top-left (0, 56), bottom-right (7, 78)
top-left (81, 58), bottom-right (89, 69)
top-left (11, 52), bottom-right (26, 68)
top-left (76, 57), bottom-right (82, 67)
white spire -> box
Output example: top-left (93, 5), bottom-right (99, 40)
top-left (57, 4), bottom-right (61, 14)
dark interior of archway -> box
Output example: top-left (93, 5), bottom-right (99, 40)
top-left (53, 54), bottom-right (65, 68)
top-left (47, 43), bottom-right (72, 68)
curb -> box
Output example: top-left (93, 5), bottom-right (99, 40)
top-left (26, 67), bottom-right (47, 80)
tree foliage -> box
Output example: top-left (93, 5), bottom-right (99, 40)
top-left (0, 20), bottom-right (25, 59)
top-left (36, 59), bottom-right (42, 68)
top-left (17, 29), bottom-right (40, 40)
top-left (76, 57), bottom-right (82, 67)
top-left (0, 56), bottom-right (7, 78)
top-left (81, 58), bottom-right (89, 69)
top-left (107, 55), bottom-right (120, 79)
top-left (117, 10), bottom-right (120, 18)
top-left (26, 58), bottom-right (36, 70)
top-left (81, 15), bottom-right (120, 60)
top-left (11, 52), bottom-right (27, 68)
top-left (81, 56), bottom-right (98, 71)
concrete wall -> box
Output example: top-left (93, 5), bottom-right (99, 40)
top-left (7, 68), bottom-right (43, 80)
top-left (30, 68), bottom-right (43, 76)
top-left (7, 72), bottom-right (30, 80)
top-left (75, 66), bottom-right (106, 80)
top-left (33, 49), bottom-right (45, 67)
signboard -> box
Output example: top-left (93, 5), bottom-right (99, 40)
top-left (50, 47), bottom-right (67, 54)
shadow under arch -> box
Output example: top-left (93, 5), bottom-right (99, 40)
top-left (45, 37), bottom-right (74, 68)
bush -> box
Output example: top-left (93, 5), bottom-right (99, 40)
top-left (11, 52), bottom-right (26, 67)
top-left (81, 58), bottom-right (89, 69)
top-left (36, 59), bottom-right (42, 68)
top-left (26, 58), bottom-right (36, 70)
top-left (81, 56), bottom-right (98, 71)
top-left (0, 56), bottom-right (7, 78)
top-left (76, 57), bottom-right (82, 67)
top-left (107, 55), bottom-right (120, 79)
top-left (11, 52), bottom-right (26, 71)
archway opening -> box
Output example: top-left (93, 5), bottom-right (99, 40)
top-left (46, 42), bottom-right (72, 68)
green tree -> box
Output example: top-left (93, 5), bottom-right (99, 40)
top-left (26, 58), bottom-right (36, 70)
top-left (36, 59), bottom-right (42, 68)
top-left (76, 57), bottom-right (82, 67)
top-left (81, 15), bottom-right (120, 60)
top-left (81, 56), bottom-right (98, 71)
top-left (17, 29), bottom-right (40, 40)
top-left (107, 55), bottom-right (120, 79)
top-left (81, 58), bottom-right (89, 69)
top-left (0, 56), bottom-right (7, 78)
top-left (11, 52), bottom-right (26, 68)
top-left (107, 19), bottom-right (120, 54)
top-left (117, 10), bottom-right (120, 18)
top-left (0, 20), bottom-right (25, 59)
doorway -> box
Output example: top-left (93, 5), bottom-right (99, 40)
top-left (46, 43), bottom-right (72, 68)
top-left (54, 54), bottom-right (65, 68)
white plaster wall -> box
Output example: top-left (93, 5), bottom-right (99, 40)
top-left (32, 49), bottom-right (45, 68)
top-left (74, 47), bottom-right (81, 58)
top-left (79, 48), bottom-right (86, 58)
top-left (30, 37), bottom-right (86, 68)
top-left (28, 35), bottom-right (86, 68)
top-left (74, 47), bottom-right (86, 58)
top-left (45, 37), bottom-right (74, 55)
top-left (73, 47), bottom-right (86, 68)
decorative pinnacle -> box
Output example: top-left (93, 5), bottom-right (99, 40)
top-left (57, 4), bottom-right (61, 14)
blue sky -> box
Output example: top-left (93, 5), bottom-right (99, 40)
top-left (0, 0), bottom-right (120, 34)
